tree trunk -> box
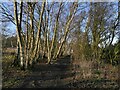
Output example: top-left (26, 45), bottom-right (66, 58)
top-left (29, 3), bottom-right (35, 53)
top-left (14, 1), bottom-right (24, 69)
top-left (30, 1), bottom-right (45, 65)
top-left (25, 7), bottom-right (29, 69)
top-left (49, 3), bottom-right (62, 61)
top-left (55, 3), bottom-right (78, 58)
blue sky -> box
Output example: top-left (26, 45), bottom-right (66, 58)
top-left (0, 0), bottom-right (118, 2)
top-left (1, 1), bottom-right (119, 44)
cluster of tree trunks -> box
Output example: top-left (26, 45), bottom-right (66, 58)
top-left (1, 1), bottom-right (119, 69)
top-left (13, 1), bottom-right (79, 69)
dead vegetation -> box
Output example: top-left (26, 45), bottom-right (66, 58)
top-left (2, 54), bottom-right (119, 88)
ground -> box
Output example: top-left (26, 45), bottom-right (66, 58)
top-left (2, 54), bottom-right (119, 89)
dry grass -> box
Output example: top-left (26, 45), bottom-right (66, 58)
top-left (72, 59), bottom-right (118, 81)
top-left (2, 54), bottom-right (119, 88)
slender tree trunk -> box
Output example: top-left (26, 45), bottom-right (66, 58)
top-left (42, 15), bottom-right (47, 59)
top-left (47, 31), bottom-right (51, 64)
top-left (14, 1), bottom-right (24, 69)
top-left (43, 28), bottom-right (47, 59)
top-left (30, 1), bottom-right (45, 65)
top-left (55, 3), bottom-right (78, 58)
top-left (29, 3), bottom-right (35, 53)
top-left (49, 3), bottom-right (62, 61)
top-left (25, 8), bottom-right (29, 69)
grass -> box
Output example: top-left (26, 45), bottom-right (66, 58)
top-left (2, 54), bottom-right (119, 88)
top-left (3, 78), bottom-right (22, 88)
top-left (94, 70), bottom-right (101, 75)
top-left (2, 54), bottom-right (31, 88)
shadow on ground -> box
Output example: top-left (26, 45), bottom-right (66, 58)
top-left (15, 55), bottom-right (76, 88)
top-left (11, 55), bottom-right (119, 88)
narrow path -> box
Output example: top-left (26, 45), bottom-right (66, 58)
top-left (16, 55), bottom-right (76, 88)
top-left (13, 55), bottom-right (119, 88)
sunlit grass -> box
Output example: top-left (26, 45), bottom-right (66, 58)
top-left (2, 54), bottom-right (31, 88)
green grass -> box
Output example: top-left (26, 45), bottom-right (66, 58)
top-left (94, 69), bottom-right (101, 75)
top-left (2, 54), bottom-right (30, 88)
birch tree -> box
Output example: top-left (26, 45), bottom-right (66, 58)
top-left (14, 0), bottom-right (24, 69)
top-left (55, 2), bottom-right (78, 59)
top-left (30, 1), bottom-right (45, 65)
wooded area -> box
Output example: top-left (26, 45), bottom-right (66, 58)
top-left (1, 1), bottom-right (120, 88)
